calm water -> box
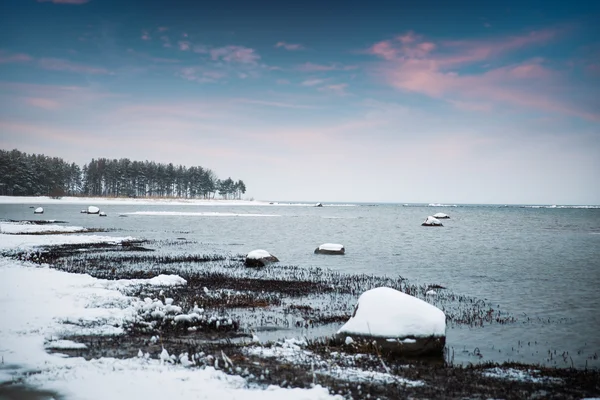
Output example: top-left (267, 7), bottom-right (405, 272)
top-left (2, 202), bottom-right (600, 368)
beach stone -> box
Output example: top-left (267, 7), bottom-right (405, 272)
top-left (244, 249), bottom-right (279, 268)
top-left (422, 216), bottom-right (443, 226)
top-left (336, 287), bottom-right (446, 357)
top-left (87, 206), bottom-right (100, 214)
top-left (314, 243), bottom-right (345, 255)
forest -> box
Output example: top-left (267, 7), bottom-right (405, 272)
top-left (0, 149), bottom-right (246, 199)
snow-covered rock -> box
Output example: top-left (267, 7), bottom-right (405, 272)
top-left (315, 203), bottom-right (323, 207)
top-left (87, 206), bottom-right (100, 214)
top-left (34, 207), bottom-right (44, 214)
top-left (336, 287), bottom-right (446, 356)
top-left (433, 212), bottom-right (450, 219)
top-left (314, 243), bottom-right (345, 255)
top-left (99, 211), bottom-right (107, 217)
top-left (244, 249), bottom-right (279, 268)
top-left (80, 209), bottom-right (87, 213)
top-left (422, 216), bottom-right (443, 226)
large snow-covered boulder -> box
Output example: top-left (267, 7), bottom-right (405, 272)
top-left (314, 243), bottom-right (345, 255)
top-left (422, 216), bottom-right (443, 226)
top-left (433, 212), bottom-right (450, 219)
top-left (336, 287), bottom-right (446, 356)
top-left (34, 207), bottom-right (44, 214)
top-left (244, 249), bottom-right (279, 268)
top-left (87, 206), bottom-right (100, 214)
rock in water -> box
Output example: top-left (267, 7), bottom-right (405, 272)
top-left (87, 206), bottom-right (100, 214)
top-left (99, 211), bottom-right (107, 217)
top-left (34, 207), bottom-right (44, 214)
top-left (314, 243), bottom-right (345, 255)
top-left (336, 287), bottom-right (446, 356)
top-left (433, 212), bottom-right (450, 219)
top-left (315, 203), bottom-right (323, 207)
top-left (244, 249), bottom-right (279, 268)
top-left (422, 216), bottom-right (443, 226)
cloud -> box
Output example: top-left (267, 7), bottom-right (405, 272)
top-left (141, 31), bottom-right (151, 41)
top-left (318, 83), bottom-right (349, 96)
top-left (367, 29), bottom-right (599, 121)
top-left (25, 97), bottom-right (61, 110)
top-left (38, 58), bottom-right (110, 74)
top-left (210, 46), bottom-right (260, 64)
top-left (178, 67), bottom-right (226, 83)
top-left (234, 99), bottom-right (317, 109)
top-left (301, 78), bottom-right (326, 86)
top-left (160, 36), bottom-right (172, 48)
top-left (276, 79), bottom-right (290, 85)
top-left (0, 51), bottom-right (33, 64)
top-left (178, 41), bottom-right (191, 51)
top-left (37, 0), bottom-right (90, 4)
top-left (275, 42), bottom-right (304, 51)
top-left (297, 62), bottom-right (358, 72)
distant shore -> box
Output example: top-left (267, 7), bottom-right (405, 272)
top-left (0, 195), bottom-right (270, 206)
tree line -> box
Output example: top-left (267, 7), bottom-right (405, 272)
top-left (0, 149), bottom-right (247, 199)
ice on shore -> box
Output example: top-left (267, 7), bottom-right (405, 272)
top-left (337, 287), bottom-right (446, 338)
top-left (0, 221), bottom-right (88, 235)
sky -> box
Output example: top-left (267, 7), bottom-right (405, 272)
top-left (0, 0), bottom-right (599, 204)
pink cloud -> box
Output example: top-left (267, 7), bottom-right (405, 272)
top-left (25, 97), bottom-right (61, 110)
top-left (301, 78), bottom-right (326, 86)
top-left (178, 41), bottom-right (191, 51)
top-left (158, 27), bottom-right (169, 32)
top-left (0, 52), bottom-right (33, 64)
top-left (38, 58), bottom-right (110, 74)
top-left (37, 0), bottom-right (90, 4)
top-left (275, 42), bottom-right (304, 51)
top-left (368, 28), bottom-right (599, 121)
top-left (276, 79), bottom-right (290, 85)
top-left (141, 31), bottom-right (151, 40)
top-left (210, 46), bottom-right (260, 64)
top-left (297, 62), bottom-right (337, 72)
top-left (178, 67), bottom-right (226, 83)
top-left (318, 83), bottom-right (349, 96)
top-left (160, 36), bottom-right (172, 48)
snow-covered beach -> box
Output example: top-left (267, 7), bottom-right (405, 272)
top-left (1, 199), bottom-right (599, 399)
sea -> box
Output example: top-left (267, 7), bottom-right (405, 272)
top-left (1, 201), bottom-right (599, 368)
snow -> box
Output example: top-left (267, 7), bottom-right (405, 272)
top-left (45, 339), bottom-right (88, 350)
top-left (337, 287), bottom-right (446, 338)
top-left (87, 205), bottom-right (100, 214)
top-left (317, 243), bottom-right (344, 252)
top-left (428, 203), bottom-right (457, 207)
top-left (34, 207), bottom-right (44, 214)
top-left (422, 216), bottom-right (442, 226)
top-left (0, 221), bottom-right (88, 234)
top-left (433, 212), bottom-right (449, 218)
top-left (0, 233), bottom-right (136, 251)
top-left (0, 195), bottom-right (271, 206)
top-left (121, 211), bottom-right (281, 217)
top-left (247, 249), bottom-right (275, 260)
top-left (482, 368), bottom-right (563, 384)
top-left (0, 235), bottom-right (340, 399)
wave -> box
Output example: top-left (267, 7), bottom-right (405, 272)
top-left (520, 205), bottom-right (600, 209)
top-left (120, 211), bottom-right (281, 217)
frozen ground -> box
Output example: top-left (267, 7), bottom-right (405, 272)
top-left (0, 231), bottom-right (340, 400)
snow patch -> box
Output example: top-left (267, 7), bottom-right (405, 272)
top-left (0, 221), bottom-right (88, 234)
top-left (337, 287), bottom-right (446, 338)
